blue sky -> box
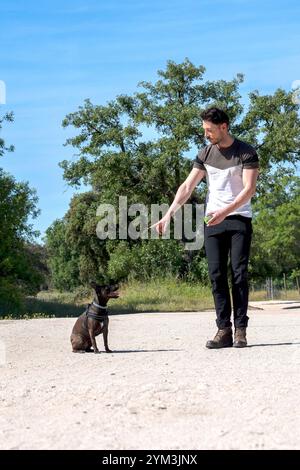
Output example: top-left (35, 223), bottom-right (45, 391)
top-left (0, 0), bottom-right (299, 240)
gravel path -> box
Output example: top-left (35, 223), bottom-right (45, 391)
top-left (1, 301), bottom-right (300, 450)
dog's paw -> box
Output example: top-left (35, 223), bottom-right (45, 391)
top-left (93, 350), bottom-right (101, 354)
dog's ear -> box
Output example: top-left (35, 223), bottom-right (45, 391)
top-left (90, 281), bottom-right (97, 290)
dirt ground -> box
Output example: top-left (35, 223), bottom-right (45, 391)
top-left (1, 301), bottom-right (300, 450)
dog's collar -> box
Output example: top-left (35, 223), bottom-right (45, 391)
top-left (86, 301), bottom-right (108, 321)
top-left (92, 301), bottom-right (107, 310)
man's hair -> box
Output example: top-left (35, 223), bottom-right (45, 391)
top-left (201, 107), bottom-right (229, 126)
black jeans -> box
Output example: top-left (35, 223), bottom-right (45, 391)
top-left (204, 215), bottom-right (252, 329)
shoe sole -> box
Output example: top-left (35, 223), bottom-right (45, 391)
top-left (206, 343), bottom-right (233, 349)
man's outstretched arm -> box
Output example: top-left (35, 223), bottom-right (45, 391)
top-left (154, 168), bottom-right (206, 234)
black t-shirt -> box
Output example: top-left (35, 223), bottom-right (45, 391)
top-left (193, 138), bottom-right (259, 217)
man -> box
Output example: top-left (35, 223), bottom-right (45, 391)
top-left (154, 107), bottom-right (259, 349)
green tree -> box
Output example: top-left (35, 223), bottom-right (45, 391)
top-left (45, 219), bottom-right (80, 291)
top-left (0, 112), bottom-right (14, 157)
top-left (45, 192), bottom-right (111, 289)
top-left (0, 170), bottom-right (41, 313)
top-left (251, 174), bottom-right (300, 279)
top-left (0, 113), bottom-right (42, 314)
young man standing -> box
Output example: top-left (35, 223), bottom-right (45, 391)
top-left (155, 107), bottom-right (259, 348)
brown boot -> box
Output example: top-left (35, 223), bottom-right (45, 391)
top-left (233, 327), bottom-right (247, 348)
top-left (206, 327), bottom-right (233, 349)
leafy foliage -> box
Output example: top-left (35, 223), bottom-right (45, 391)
top-left (0, 169), bottom-right (42, 313)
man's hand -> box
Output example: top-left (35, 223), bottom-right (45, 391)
top-left (153, 214), bottom-right (171, 235)
top-left (206, 209), bottom-right (228, 226)
top-left (151, 168), bottom-right (206, 235)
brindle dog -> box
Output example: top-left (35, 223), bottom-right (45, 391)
top-left (70, 282), bottom-right (119, 353)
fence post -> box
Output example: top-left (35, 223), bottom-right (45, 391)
top-left (271, 277), bottom-right (274, 300)
top-left (283, 273), bottom-right (287, 299)
top-left (266, 277), bottom-right (272, 300)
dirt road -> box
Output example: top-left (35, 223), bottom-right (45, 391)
top-left (1, 301), bottom-right (300, 450)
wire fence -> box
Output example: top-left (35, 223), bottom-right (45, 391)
top-left (250, 276), bottom-right (300, 300)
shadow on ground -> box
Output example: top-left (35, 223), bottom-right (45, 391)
top-left (2, 296), bottom-right (192, 319)
top-left (282, 305), bottom-right (300, 310)
top-left (248, 342), bottom-right (300, 347)
top-left (1, 296), bottom-right (212, 319)
top-left (19, 297), bottom-right (84, 318)
top-left (75, 348), bottom-right (183, 354)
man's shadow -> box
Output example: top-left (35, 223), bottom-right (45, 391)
top-left (248, 342), bottom-right (300, 348)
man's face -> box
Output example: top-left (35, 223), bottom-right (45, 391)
top-left (202, 120), bottom-right (228, 144)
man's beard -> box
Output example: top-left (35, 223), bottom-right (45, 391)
top-left (208, 136), bottom-right (221, 144)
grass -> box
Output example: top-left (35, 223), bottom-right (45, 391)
top-left (249, 289), bottom-right (300, 301)
top-left (34, 279), bottom-right (215, 317)
top-left (110, 278), bottom-right (214, 313)
top-left (1, 279), bottom-right (299, 319)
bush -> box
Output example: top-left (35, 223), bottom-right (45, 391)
top-left (0, 279), bottom-right (23, 315)
top-left (186, 253), bottom-right (210, 284)
top-left (107, 239), bottom-right (185, 281)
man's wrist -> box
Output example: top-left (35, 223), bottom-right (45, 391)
top-left (167, 203), bottom-right (181, 218)
top-left (221, 206), bottom-right (233, 217)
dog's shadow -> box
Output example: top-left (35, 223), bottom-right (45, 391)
top-left (84, 348), bottom-right (183, 354)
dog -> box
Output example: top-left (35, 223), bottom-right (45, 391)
top-left (70, 281), bottom-right (119, 354)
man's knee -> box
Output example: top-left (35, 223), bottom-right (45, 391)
top-left (231, 268), bottom-right (249, 286)
top-left (209, 268), bottom-right (228, 291)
